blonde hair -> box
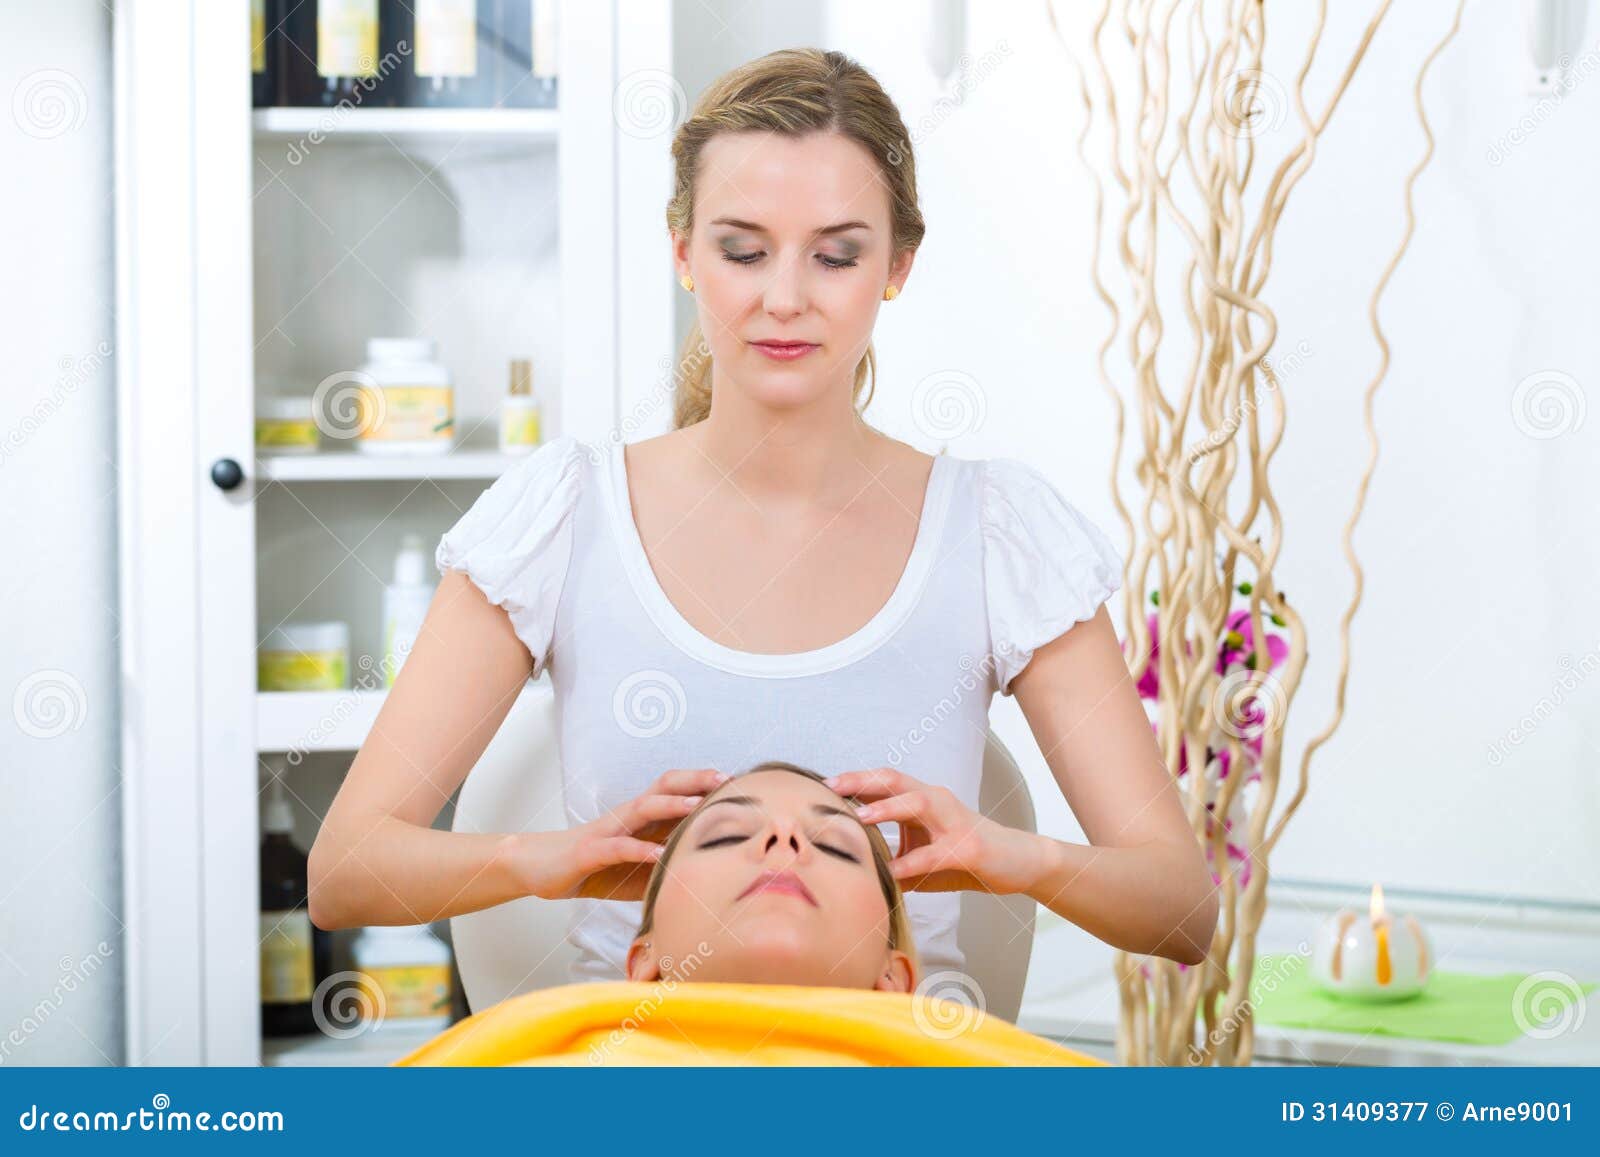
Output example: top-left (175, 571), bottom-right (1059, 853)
top-left (666, 48), bottom-right (927, 429)
top-left (634, 759), bottom-right (919, 970)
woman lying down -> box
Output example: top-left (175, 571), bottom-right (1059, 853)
top-left (397, 762), bottom-right (1104, 1067)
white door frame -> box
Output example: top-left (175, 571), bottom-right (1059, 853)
top-left (115, 0), bottom-right (259, 1065)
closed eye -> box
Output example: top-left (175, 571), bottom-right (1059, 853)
top-left (721, 251), bottom-right (859, 270)
top-left (698, 833), bottom-right (860, 863)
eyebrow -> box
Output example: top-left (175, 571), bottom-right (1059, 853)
top-left (709, 217), bottom-right (871, 238)
top-left (700, 794), bottom-right (858, 822)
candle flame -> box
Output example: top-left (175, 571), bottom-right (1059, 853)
top-left (1370, 884), bottom-right (1392, 985)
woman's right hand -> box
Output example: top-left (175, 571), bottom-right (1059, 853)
top-left (512, 767), bottom-right (729, 902)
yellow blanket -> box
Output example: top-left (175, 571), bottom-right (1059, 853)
top-left (394, 980), bottom-right (1107, 1067)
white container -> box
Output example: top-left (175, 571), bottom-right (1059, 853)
top-left (254, 394), bottom-right (321, 454)
top-left (382, 534), bottom-right (435, 687)
top-left (258, 621), bottom-right (350, 691)
top-left (351, 924), bottom-right (453, 1032)
top-left (354, 337), bottom-right (455, 455)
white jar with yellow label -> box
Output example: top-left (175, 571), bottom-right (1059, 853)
top-left (355, 338), bottom-right (455, 455)
top-left (351, 924), bottom-right (454, 1032)
top-left (256, 395), bottom-right (322, 454)
top-left (258, 621), bottom-right (350, 691)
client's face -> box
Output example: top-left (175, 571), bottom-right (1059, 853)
top-left (626, 770), bottom-right (916, 992)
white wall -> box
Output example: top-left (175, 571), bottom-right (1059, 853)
top-left (673, 0), bottom-right (1599, 907)
top-left (0, 0), bottom-right (123, 1064)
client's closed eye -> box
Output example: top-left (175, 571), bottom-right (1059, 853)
top-left (698, 832), bottom-right (860, 863)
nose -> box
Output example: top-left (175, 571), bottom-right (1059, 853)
top-left (761, 252), bottom-right (807, 321)
top-left (758, 814), bottom-right (806, 861)
top-left (763, 831), bottom-right (802, 857)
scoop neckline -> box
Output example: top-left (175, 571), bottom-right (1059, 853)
top-left (603, 440), bottom-right (957, 678)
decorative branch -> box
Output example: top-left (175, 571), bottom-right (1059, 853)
top-left (1049, 0), bottom-right (1465, 1065)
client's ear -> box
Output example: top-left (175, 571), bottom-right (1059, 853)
top-left (625, 936), bottom-right (662, 982)
top-left (873, 949), bottom-right (916, 994)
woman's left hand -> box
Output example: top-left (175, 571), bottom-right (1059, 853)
top-left (824, 768), bottom-right (1048, 895)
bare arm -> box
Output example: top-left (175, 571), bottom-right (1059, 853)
top-left (1011, 606), bottom-right (1219, 966)
top-left (307, 570), bottom-right (539, 929)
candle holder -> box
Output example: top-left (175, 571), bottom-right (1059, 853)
top-left (1309, 884), bottom-right (1432, 1001)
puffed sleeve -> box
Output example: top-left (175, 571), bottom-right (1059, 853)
top-left (981, 457), bottom-right (1125, 697)
top-left (435, 435), bottom-right (587, 676)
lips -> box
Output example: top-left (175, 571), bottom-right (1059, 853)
top-left (737, 869), bottom-right (818, 907)
top-left (752, 341), bottom-right (816, 348)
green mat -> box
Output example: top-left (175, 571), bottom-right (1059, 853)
top-left (1247, 953), bottom-right (1596, 1046)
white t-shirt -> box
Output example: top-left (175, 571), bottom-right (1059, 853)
top-left (435, 435), bottom-right (1124, 984)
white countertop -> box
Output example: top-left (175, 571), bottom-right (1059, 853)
top-left (1016, 880), bottom-right (1600, 1066)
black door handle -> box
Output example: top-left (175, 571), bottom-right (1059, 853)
top-left (210, 457), bottom-right (245, 491)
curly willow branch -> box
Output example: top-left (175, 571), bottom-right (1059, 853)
top-left (1048, 0), bottom-right (1464, 1066)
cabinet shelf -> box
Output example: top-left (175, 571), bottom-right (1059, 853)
top-left (257, 690), bottom-right (389, 753)
top-left (252, 106), bottom-right (560, 143)
top-left (261, 1023), bottom-right (443, 1067)
top-left (257, 679), bottom-right (544, 754)
top-left (255, 443), bottom-right (537, 483)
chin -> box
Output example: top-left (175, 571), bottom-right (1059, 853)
top-left (706, 929), bottom-right (837, 986)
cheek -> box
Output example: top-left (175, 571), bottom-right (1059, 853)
top-left (826, 870), bottom-right (891, 938)
top-left (654, 864), bottom-right (722, 932)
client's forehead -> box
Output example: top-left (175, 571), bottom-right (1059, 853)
top-left (701, 769), bottom-right (852, 817)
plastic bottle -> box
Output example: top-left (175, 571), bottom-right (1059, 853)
top-left (350, 924), bottom-right (454, 1032)
top-left (383, 535), bottom-right (435, 686)
top-left (260, 759), bottom-right (332, 1037)
top-left (355, 338), bottom-right (455, 456)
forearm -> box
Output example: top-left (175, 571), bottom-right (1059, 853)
top-left (307, 816), bottom-right (535, 930)
top-left (1023, 835), bottom-right (1219, 966)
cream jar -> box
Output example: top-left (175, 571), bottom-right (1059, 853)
top-left (258, 621), bottom-right (350, 691)
top-left (354, 338), bottom-right (455, 456)
top-left (351, 923), bottom-right (453, 1032)
top-left (255, 395), bottom-right (321, 454)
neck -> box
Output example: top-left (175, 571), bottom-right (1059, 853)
top-left (690, 368), bottom-right (882, 505)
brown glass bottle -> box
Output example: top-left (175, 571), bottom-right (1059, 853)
top-left (278, 0), bottom-right (399, 109)
top-left (493, 0), bottom-right (558, 109)
top-left (252, 0), bottom-right (278, 108)
top-left (409, 0), bottom-right (495, 108)
top-left (259, 781), bottom-right (332, 1037)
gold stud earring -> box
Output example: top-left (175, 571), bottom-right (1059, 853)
top-left (883, 285), bottom-right (899, 301)
top-left (680, 274), bottom-right (694, 293)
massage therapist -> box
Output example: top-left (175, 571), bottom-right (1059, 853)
top-left (308, 47), bottom-right (1218, 983)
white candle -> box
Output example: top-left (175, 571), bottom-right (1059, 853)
top-left (1309, 883), bottom-right (1431, 1001)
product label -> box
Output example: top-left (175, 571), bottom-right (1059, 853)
top-left (416, 0), bottom-right (478, 78)
top-left (252, 0), bottom-right (267, 73)
top-left (360, 964), bottom-right (451, 1019)
top-left (260, 910), bottom-right (314, 1004)
top-left (258, 649), bottom-right (348, 692)
top-left (356, 385), bottom-right (455, 444)
top-left (501, 409), bottom-right (541, 448)
top-left (318, 0), bottom-right (379, 79)
top-left (254, 419), bottom-right (321, 449)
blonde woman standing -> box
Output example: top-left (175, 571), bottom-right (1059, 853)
top-left (309, 48), bottom-right (1218, 986)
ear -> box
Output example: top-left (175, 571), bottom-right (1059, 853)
top-left (872, 949), bottom-right (916, 994)
top-left (625, 936), bottom-right (662, 982)
top-left (671, 231), bottom-right (690, 277)
top-left (887, 246), bottom-right (916, 296)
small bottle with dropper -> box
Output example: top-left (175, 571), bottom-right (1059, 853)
top-left (499, 358), bottom-right (542, 455)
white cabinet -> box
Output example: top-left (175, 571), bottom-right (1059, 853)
top-left (113, 0), bottom-right (673, 1065)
